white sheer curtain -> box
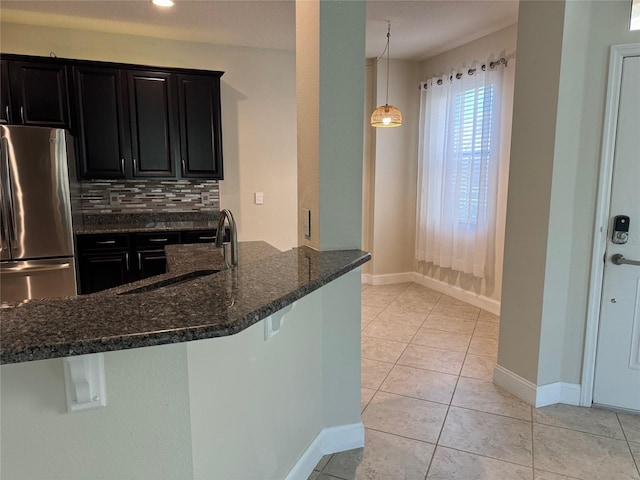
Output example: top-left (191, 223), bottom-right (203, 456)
top-left (415, 62), bottom-right (503, 278)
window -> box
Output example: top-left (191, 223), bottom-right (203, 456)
top-left (452, 84), bottom-right (494, 227)
top-left (415, 64), bottom-right (503, 278)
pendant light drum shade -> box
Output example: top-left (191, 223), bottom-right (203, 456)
top-left (371, 104), bottom-right (402, 127)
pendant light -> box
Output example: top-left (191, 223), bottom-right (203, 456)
top-left (370, 22), bottom-right (402, 128)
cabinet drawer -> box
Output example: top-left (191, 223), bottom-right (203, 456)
top-left (134, 232), bottom-right (181, 249)
top-left (77, 233), bottom-right (130, 251)
top-left (181, 229), bottom-right (217, 244)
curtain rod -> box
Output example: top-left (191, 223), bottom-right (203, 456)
top-left (421, 57), bottom-right (508, 89)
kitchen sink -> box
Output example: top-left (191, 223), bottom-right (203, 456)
top-left (119, 269), bottom-right (220, 295)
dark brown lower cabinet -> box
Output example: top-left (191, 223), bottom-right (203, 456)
top-left (78, 251), bottom-right (132, 294)
top-left (76, 229), bottom-right (221, 294)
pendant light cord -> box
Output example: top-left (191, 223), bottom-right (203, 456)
top-left (385, 23), bottom-right (390, 106)
top-left (366, 20), bottom-right (391, 67)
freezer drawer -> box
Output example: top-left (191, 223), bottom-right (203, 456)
top-left (0, 258), bottom-right (77, 303)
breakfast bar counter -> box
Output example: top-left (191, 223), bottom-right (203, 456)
top-left (0, 241), bottom-right (371, 364)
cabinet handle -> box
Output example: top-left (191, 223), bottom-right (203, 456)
top-left (120, 158), bottom-right (125, 174)
top-left (20, 106), bottom-right (24, 124)
top-left (148, 238), bottom-right (168, 243)
top-left (5, 106), bottom-right (9, 123)
top-left (133, 158), bottom-right (137, 172)
top-left (182, 159), bottom-right (186, 173)
top-left (125, 253), bottom-right (130, 272)
top-left (198, 235), bottom-right (216, 240)
top-left (138, 252), bottom-right (142, 270)
top-left (95, 240), bottom-right (116, 245)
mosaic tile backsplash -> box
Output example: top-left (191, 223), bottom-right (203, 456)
top-left (76, 179), bottom-right (220, 214)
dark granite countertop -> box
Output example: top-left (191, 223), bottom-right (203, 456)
top-left (75, 220), bottom-right (220, 235)
top-left (0, 242), bottom-right (370, 365)
top-left (74, 212), bottom-right (220, 235)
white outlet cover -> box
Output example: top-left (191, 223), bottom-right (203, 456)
top-left (63, 353), bottom-right (107, 413)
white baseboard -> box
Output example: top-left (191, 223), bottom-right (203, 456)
top-left (493, 364), bottom-right (537, 405)
top-left (370, 272), bottom-right (415, 285)
top-left (362, 271), bottom-right (500, 315)
top-left (412, 272), bottom-right (501, 315)
top-left (493, 365), bottom-right (582, 408)
top-left (284, 422), bottom-right (364, 480)
top-left (536, 382), bottom-right (581, 407)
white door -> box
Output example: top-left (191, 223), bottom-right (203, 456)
top-left (593, 55), bottom-right (640, 411)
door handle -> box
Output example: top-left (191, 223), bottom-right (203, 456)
top-left (611, 254), bottom-right (640, 266)
top-left (2, 262), bottom-right (71, 273)
top-left (1, 137), bottom-right (17, 244)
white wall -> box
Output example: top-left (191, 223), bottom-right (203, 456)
top-left (365, 58), bottom-right (421, 277)
top-left (1, 344), bottom-right (194, 479)
top-left (499, 0), bottom-right (640, 388)
top-left (417, 24), bottom-right (518, 301)
top-left (0, 273), bottom-right (363, 479)
top-left (188, 292), bottom-right (324, 479)
top-left (0, 22), bottom-right (298, 251)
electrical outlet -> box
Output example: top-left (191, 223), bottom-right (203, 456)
top-left (109, 193), bottom-right (119, 205)
top-left (303, 208), bottom-right (311, 238)
top-left (201, 192), bottom-right (211, 204)
top-left (254, 192), bottom-right (264, 205)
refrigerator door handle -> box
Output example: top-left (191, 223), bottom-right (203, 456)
top-left (0, 137), bottom-right (16, 245)
top-left (2, 262), bottom-right (72, 274)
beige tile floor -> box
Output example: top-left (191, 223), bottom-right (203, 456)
top-left (309, 282), bottom-right (640, 480)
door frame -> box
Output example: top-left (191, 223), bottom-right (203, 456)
top-left (581, 43), bottom-right (640, 407)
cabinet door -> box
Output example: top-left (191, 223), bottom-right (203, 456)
top-left (9, 61), bottom-right (70, 128)
top-left (0, 60), bottom-right (11, 124)
top-left (127, 70), bottom-right (179, 177)
top-left (177, 74), bottom-right (223, 179)
top-left (74, 67), bottom-right (130, 178)
top-left (78, 251), bottom-right (131, 294)
top-left (135, 249), bottom-right (168, 279)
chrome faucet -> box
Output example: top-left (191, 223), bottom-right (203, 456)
top-left (215, 209), bottom-right (238, 268)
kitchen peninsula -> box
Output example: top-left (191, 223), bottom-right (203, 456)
top-left (1, 242), bottom-right (370, 363)
top-left (1, 241), bottom-right (370, 479)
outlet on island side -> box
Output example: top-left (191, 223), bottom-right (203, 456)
top-left (303, 208), bottom-right (311, 238)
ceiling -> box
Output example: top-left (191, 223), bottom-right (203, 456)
top-left (0, 0), bottom-right (518, 61)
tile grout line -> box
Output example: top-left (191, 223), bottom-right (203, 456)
top-left (424, 304), bottom-right (480, 479)
top-left (616, 412), bottom-right (640, 477)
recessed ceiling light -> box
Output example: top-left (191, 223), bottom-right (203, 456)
top-left (152, 0), bottom-right (174, 7)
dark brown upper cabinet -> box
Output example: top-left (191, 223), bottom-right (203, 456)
top-left (74, 66), bottom-right (130, 179)
top-left (1, 61), bottom-right (11, 124)
top-left (177, 74), bottom-right (223, 179)
top-left (127, 70), bottom-right (180, 178)
top-left (1, 54), bottom-right (224, 180)
top-left (8, 61), bottom-right (71, 129)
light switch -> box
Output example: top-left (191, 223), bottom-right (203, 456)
top-left (254, 192), bottom-right (264, 205)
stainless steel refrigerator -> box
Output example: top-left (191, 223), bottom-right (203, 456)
top-left (1, 125), bottom-right (78, 303)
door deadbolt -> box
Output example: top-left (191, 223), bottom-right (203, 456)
top-left (612, 215), bottom-right (630, 244)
